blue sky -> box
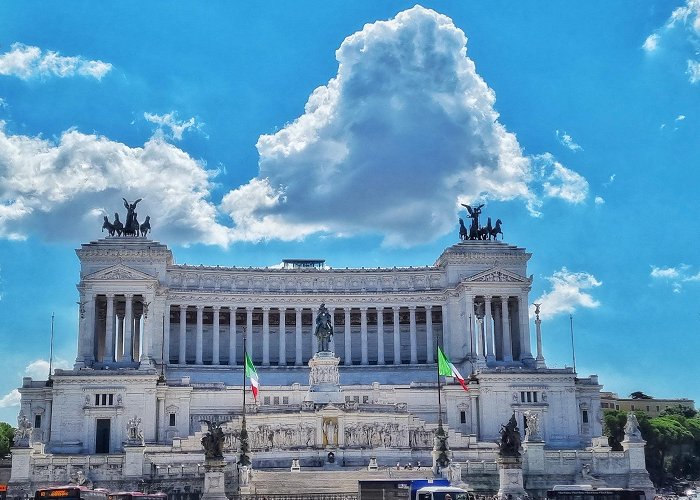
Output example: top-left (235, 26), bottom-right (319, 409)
top-left (1, 1), bottom-right (699, 424)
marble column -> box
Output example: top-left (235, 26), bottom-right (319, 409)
top-left (246, 307), bottom-right (254, 361)
top-left (104, 294), bottom-right (115, 363)
top-left (179, 305), bottom-right (187, 364)
top-left (133, 312), bottom-right (142, 361)
top-left (501, 296), bottom-right (513, 362)
top-left (465, 295), bottom-right (475, 357)
top-left (229, 308), bottom-right (237, 366)
top-left (295, 307), bottom-right (303, 366)
top-left (393, 306), bottom-right (401, 365)
top-left (278, 308), bottom-right (286, 366)
top-left (425, 306), bottom-right (434, 363)
top-left (212, 306), bottom-right (220, 365)
top-left (311, 309), bottom-right (319, 356)
top-left (124, 294), bottom-right (134, 362)
top-left (328, 307), bottom-right (336, 354)
top-left (163, 306), bottom-right (171, 364)
top-left (344, 307), bottom-right (351, 366)
top-left (360, 307), bottom-right (368, 365)
top-left (116, 312), bottom-right (124, 361)
top-left (518, 295), bottom-right (533, 361)
top-left (195, 305), bottom-right (204, 365)
top-left (377, 307), bottom-right (385, 365)
top-left (262, 307), bottom-right (270, 366)
top-left (409, 306), bottom-right (418, 364)
top-left (485, 297), bottom-right (495, 362)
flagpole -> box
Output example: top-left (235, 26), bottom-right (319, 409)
top-left (239, 326), bottom-right (250, 469)
top-left (436, 340), bottom-right (443, 426)
top-left (48, 313), bottom-right (55, 386)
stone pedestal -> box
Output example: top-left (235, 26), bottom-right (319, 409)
top-left (202, 460), bottom-right (228, 500)
top-left (291, 459), bottom-right (301, 472)
top-left (622, 439), bottom-right (655, 499)
top-left (523, 440), bottom-right (545, 473)
top-left (238, 465), bottom-right (252, 495)
top-left (9, 446), bottom-right (32, 483)
top-left (123, 445), bottom-right (146, 478)
top-left (497, 456), bottom-right (527, 500)
top-left (304, 351), bottom-right (344, 405)
top-left (368, 457), bottom-right (378, 471)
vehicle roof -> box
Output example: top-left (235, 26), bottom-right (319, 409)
top-left (416, 487), bottom-right (469, 493)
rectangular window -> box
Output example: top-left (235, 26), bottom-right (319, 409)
top-left (108, 394), bottom-right (114, 405)
top-left (460, 411), bottom-right (466, 424)
top-left (533, 392), bottom-right (538, 403)
top-left (615, 405), bottom-right (619, 410)
top-left (282, 397), bottom-right (289, 405)
top-left (169, 413), bottom-right (176, 427)
top-left (95, 394), bottom-right (100, 405)
top-left (582, 410), bottom-right (589, 424)
top-left (631, 404), bottom-right (635, 410)
top-left (34, 414), bottom-right (41, 428)
top-left (521, 392), bottom-right (525, 403)
top-left (646, 405), bottom-right (650, 411)
top-left (656, 406), bottom-right (660, 411)
top-left (363, 396), bottom-right (369, 404)
top-left (526, 392), bottom-right (532, 403)
top-left (263, 396), bottom-right (270, 405)
top-left (101, 394), bottom-right (107, 406)
top-left (273, 396), bottom-right (280, 405)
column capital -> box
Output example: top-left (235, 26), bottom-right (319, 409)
top-left (179, 304), bottom-right (188, 311)
top-left (359, 306), bottom-right (368, 312)
top-left (262, 306), bottom-right (271, 312)
top-left (344, 306), bottom-right (351, 312)
top-left (484, 295), bottom-right (493, 303)
top-left (106, 293), bottom-right (115, 300)
top-left (212, 305), bottom-right (221, 312)
top-left (392, 306), bottom-right (401, 312)
top-left (501, 296), bottom-right (509, 304)
top-left (246, 306), bottom-right (255, 312)
top-left (424, 305), bottom-right (433, 311)
top-left (196, 304), bottom-right (205, 311)
top-left (295, 306), bottom-right (304, 313)
top-left (124, 293), bottom-right (134, 299)
top-left (408, 305), bottom-right (417, 311)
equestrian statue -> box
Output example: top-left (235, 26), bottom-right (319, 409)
top-left (315, 303), bottom-right (334, 353)
top-left (100, 197), bottom-right (152, 239)
top-left (458, 202), bottom-right (503, 241)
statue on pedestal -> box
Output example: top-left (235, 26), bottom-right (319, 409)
top-left (201, 421), bottom-right (225, 461)
top-left (315, 303), bottom-right (333, 353)
top-left (126, 415), bottom-right (144, 445)
top-left (498, 414), bottom-right (522, 457)
top-left (14, 413), bottom-right (32, 447)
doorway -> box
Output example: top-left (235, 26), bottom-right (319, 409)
top-left (95, 418), bottom-right (110, 453)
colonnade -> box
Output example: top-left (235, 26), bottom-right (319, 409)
top-left (91, 294), bottom-right (149, 364)
top-left (464, 294), bottom-right (533, 363)
top-left (162, 305), bottom-right (443, 367)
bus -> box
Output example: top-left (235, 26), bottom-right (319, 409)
top-left (1, 483), bottom-right (7, 500)
top-left (358, 479), bottom-right (470, 500)
top-left (547, 485), bottom-right (645, 500)
top-left (108, 493), bottom-right (167, 500)
top-left (35, 486), bottom-right (108, 500)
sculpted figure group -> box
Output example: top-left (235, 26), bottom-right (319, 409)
top-left (459, 203), bottom-right (503, 241)
top-left (101, 198), bottom-right (151, 238)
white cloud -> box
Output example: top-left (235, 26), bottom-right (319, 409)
top-left (0, 389), bottom-right (20, 408)
top-left (533, 153), bottom-right (588, 204)
top-left (645, 1), bottom-right (700, 83)
top-left (687, 59), bottom-right (700, 83)
top-left (24, 358), bottom-right (72, 380)
top-left (650, 264), bottom-right (700, 293)
top-left (643, 33), bottom-right (660, 52)
top-left (555, 130), bottom-right (583, 151)
top-left (0, 43), bottom-right (111, 80)
top-left (676, 114), bottom-right (686, 121)
top-left (594, 196), bottom-right (605, 205)
top-left (650, 266), bottom-right (680, 278)
top-left (144, 112), bottom-right (202, 141)
top-left (0, 122), bottom-right (232, 245)
top-left (220, 6), bottom-right (586, 246)
top-left (531, 268), bottom-right (602, 320)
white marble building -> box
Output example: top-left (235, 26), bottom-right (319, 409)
top-left (9, 235), bottom-right (653, 496)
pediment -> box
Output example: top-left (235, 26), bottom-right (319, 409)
top-left (84, 264), bottom-right (156, 282)
top-left (465, 267), bottom-right (531, 284)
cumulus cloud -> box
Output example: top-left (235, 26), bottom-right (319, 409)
top-left (0, 389), bottom-right (20, 408)
top-left (144, 112), bottom-right (202, 141)
top-left (645, 1), bottom-right (700, 83)
top-left (531, 268), bottom-right (602, 320)
top-left (0, 122), bottom-right (232, 245)
top-left (594, 196), bottom-right (605, 205)
top-left (643, 33), bottom-right (660, 52)
top-left (650, 263), bottom-right (700, 293)
top-left (0, 43), bottom-right (111, 80)
top-left (221, 6), bottom-right (586, 246)
top-left (555, 130), bottom-right (583, 151)
top-left (531, 153), bottom-right (588, 204)
top-left (24, 358), bottom-right (72, 380)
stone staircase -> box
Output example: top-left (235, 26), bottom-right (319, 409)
top-left (249, 468), bottom-right (436, 495)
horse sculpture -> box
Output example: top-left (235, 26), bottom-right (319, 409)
top-left (478, 217), bottom-right (492, 240)
top-left (113, 213), bottom-right (124, 236)
top-left (489, 219), bottom-right (503, 240)
top-left (314, 303), bottom-right (334, 352)
top-left (102, 216), bottom-right (115, 236)
top-left (140, 216), bottom-right (151, 237)
top-left (458, 218), bottom-right (469, 241)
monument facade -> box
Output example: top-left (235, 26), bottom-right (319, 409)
top-left (9, 205), bottom-right (653, 497)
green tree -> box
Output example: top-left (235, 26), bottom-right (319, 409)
top-left (0, 421), bottom-right (14, 457)
top-left (603, 409), bottom-right (627, 450)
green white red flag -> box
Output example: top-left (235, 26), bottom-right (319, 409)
top-left (437, 346), bottom-right (468, 391)
top-left (244, 352), bottom-right (259, 401)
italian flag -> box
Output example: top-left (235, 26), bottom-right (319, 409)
top-left (245, 353), bottom-right (260, 401)
top-left (437, 346), bottom-right (468, 391)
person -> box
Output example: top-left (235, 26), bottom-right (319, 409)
top-left (445, 495), bottom-right (452, 500)
top-left (396, 461), bottom-right (400, 470)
